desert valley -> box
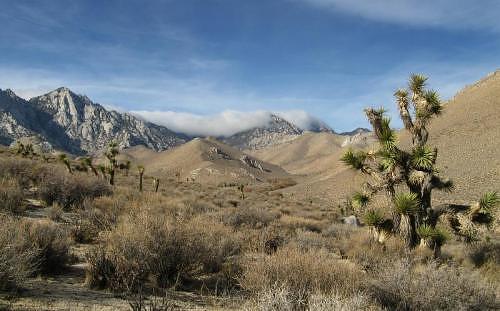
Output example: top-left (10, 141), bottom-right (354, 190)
top-left (1, 1), bottom-right (500, 310)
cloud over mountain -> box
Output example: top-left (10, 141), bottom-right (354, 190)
top-left (131, 110), bottom-right (330, 137)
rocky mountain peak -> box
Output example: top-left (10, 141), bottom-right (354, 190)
top-left (1, 88), bottom-right (186, 154)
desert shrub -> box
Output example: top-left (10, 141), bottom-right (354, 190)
top-left (290, 230), bottom-right (337, 253)
top-left (0, 158), bottom-right (47, 188)
top-left (322, 222), bottom-right (359, 239)
top-left (72, 197), bottom-right (121, 243)
top-left (240, 245), bottom-right (363, 309)
top-left (85, 210), bottom-right (241, 292)
top-left (0, 216), bottom-right (36, 292)
top-left (279, 215), bottom-right (323, 233)
top-left (468, 241), bottom-right (500, 267)
top-left (47, 203), bottom-right (63, 221)
top-left (222, 207), bottom-right (279, 228)
top-left (369, 260), bottom-right (498, 311)
top-left (0, 178), bottom-right (25, 214)
top-left (18, 220), bottom-right (71, 274)
top-left (39, 171), bottom-right (111, 210)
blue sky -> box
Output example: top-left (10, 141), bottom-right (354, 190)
top-left (0, 0), bottom-right (499, 134)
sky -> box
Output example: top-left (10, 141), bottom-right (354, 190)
top-left (0, 0), bottom-right (499, 135)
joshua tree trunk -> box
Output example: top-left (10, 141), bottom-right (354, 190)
top-left (109, 168), bottom-right (115, 186)
top-left (153, 178), bottom-right (159, 193)
top-left (399, 214), bottom-right (417, 248)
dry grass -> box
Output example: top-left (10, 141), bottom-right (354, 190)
top-left (240, 245), bottom-right (363, 309)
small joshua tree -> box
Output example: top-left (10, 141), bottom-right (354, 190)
top-left (82, 157), bottom-right (99, 176)
top-left (153, 178), bottom-right (160, 193)
top-left (58, 153), bottom-right (73, 174)
top-left (137, 165), bottom-right (145, 192)
top-left (105, 142), bottom-right (119, 185)
top-left (342, 74), bottom-right (497, 250)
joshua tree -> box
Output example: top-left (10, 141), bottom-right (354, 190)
top-left (58, 153), bottom-right (73, 174)
top-left (82, 157), bottom-right (99, 176)
top-left (137, 165), bottom-right (145, 192)
top-left (238, 184), bottom-right (245, 200)
top-left (342, 74), bottom-right (496, 250)
top-left (153, 177), bottom-right (160, 193)
top-left (105, 142), bottom-right (119, 185)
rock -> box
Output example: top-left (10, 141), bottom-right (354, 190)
top-left (342, 215), bottom-right (360, 226)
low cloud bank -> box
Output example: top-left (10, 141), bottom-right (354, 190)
top-left (131, 109), bottom-right (330, 137)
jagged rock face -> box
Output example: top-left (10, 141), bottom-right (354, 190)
top-left (29, 87), bottom-right (188, 154)
top-left (0, 88), bottom-right (49, 146)
top-left (222, 114), bottom-right (303, 150)
top-left (0, 87), bottom-right (186, 154)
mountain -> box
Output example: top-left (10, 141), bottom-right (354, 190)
top-left (249, 131), bottom-right (375, 176)
top-left (221, 114), bottom-right (303, 150)
top-left (120, 138), bottom-right (290, 184)
top-left (339, 127), bottom-right (370, 136)
top-left (0, 87), bottom-right (187, 154)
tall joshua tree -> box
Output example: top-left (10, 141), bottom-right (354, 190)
top-left (342, 74), bottom-right (456, 248)
top-left (105, 142), bottom-right (119, 185)
top-left (137, 165), bottom-right (145, 192)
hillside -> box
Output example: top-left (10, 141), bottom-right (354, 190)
top-left (413, 70), bottom-right (500, 203)
top-left (120, 138), bottom-right (291, 184)
top-left (278, 70), bottom-right (500, 204)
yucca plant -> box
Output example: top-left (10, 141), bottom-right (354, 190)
top-left (417, 225), bottom-right (448, 258)
top-left (341, 74), bottom-right (483, 249)
top-left (352, 191), bottom-right (370, 209)
top-left (364, 209), bottom-right (392, 243)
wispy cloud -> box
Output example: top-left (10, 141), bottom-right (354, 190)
top-left (296, 0), bottom-right (500, 31)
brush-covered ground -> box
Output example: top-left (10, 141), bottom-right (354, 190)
top-left (0, 146), bottom-right (498, 311)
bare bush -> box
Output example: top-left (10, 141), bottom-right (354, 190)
top-left (18, 219), bottom-right (72, 274)
top-left (85, 209), bottom-right (241, 292)
top-left (0, 178), bottom-right (25, 214)
top-left (0, 216), bottom-right (36, 292)
top-left (38, 169), bottom-right (111, 210)
top-left (240, 245), bottom-right (363, 309)
top-left (369, 260), bottom-right (498, 311)
top-left (223, 207), bottom-right (279, 228)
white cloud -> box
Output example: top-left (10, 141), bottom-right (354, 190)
top-left (296, 0), bottom-right (500, 31)
top-left (131, 110), bottom-right (273, 137)
top-left (276, 110), bottom-right (331, 131)
top-left (131, 109), bottom-right (329, 137)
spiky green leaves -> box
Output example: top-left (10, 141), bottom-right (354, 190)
top-left (379, 117), bottom-right (397, 149)
top-left (479, 191), bottom-right (499, 212)
top-left (341, 149), bottom-right (367, 172)
top-left (424, 90), bottom-right (442, 116)
top-left (352, 191), bottom-right (370, 209)
top-left (394, 192), bottom-right (420, 215)
top-left (409, 74), bottom-right (427, 94)
top-left (411, 145), bottom-right (436, 171)
top-left (417, 225), bottom-right (448, 246)
top-left (364, 209), bottom-right (385, 227)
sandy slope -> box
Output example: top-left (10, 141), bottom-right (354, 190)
top-left (120, 137), bottom-right (291, 184)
